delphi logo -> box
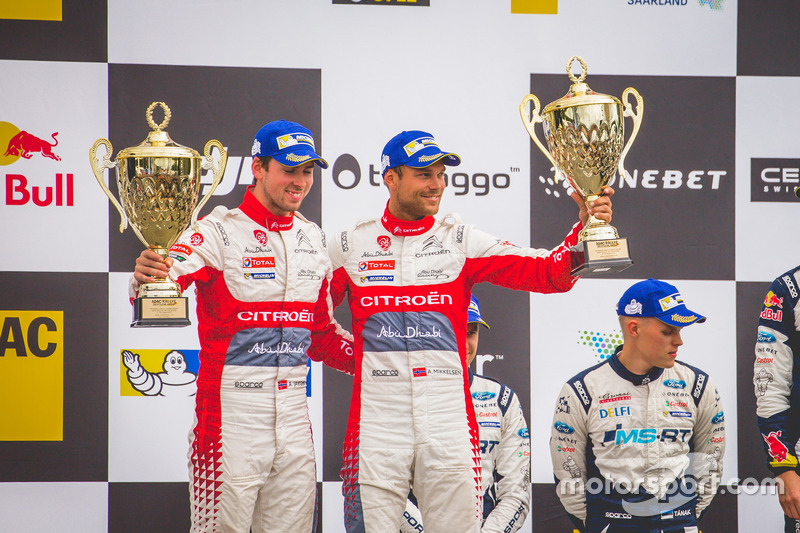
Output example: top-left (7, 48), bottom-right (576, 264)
top-left (0, 311), bottom-right (64, 441)
top-left (1, 121), bottom-right (74, 207)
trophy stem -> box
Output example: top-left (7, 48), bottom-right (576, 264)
top-left (579, 195), bottom-right (620, 242)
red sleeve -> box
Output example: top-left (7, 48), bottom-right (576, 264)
top-left (463, 223), bottom-right (581, 293)
top-left (308, 276), bottom-right (355, 375)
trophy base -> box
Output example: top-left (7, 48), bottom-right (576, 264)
top-left (131, 296), bottom-right (191, 327)
top-left (570, 238), bottom-right (633, 277)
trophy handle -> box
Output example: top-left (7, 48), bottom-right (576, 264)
top-left (191, 139), bottom-right (228, 232)
top-left (618, 87), bottom-right (644, 184)
top-left (519, 94), bottom-right (563, 182)
top-left (89, 138), bottom-right (128, 233)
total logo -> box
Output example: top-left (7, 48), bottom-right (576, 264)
top-left (1, 121), bottom-right (74, 207)
top-left (329, 153), bottom-right (512, 197)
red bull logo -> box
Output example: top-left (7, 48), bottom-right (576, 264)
top-left (1, 121), bottom-right (74, 207)
top-left (762, 430), bottom-right (797, 466)
top-left (1, 122), bottom-right (60, 165)
top-left (764, 291), bottom-right (784, 309)
top-left (5, 131), bottom-right (60, 162)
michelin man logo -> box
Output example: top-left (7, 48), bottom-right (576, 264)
top-left (625, 299), bottom-right (643, 315)
top-left (122, 350), bottom-right (197, 397)
top-left (563, 455), bottom-right (581, 478)
top-left (251, 139), bottom-right (261, 156)
top-left (754, 367), bottom-right (774, 396)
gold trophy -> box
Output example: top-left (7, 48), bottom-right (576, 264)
top-left (520, 56), bottom-right (643, 276)
top-left (90, 102), bottom-right (227, 327)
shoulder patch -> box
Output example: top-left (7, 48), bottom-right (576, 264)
top-left (497, 384), bottom-right (514, 415)
top-left (675, 361), bottom-right (709, 407)
top-left (568, 377), bottom-right (593, 414)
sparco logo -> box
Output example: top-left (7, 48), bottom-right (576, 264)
top-left (783, 275), bottom-right (799, 298)
top-left (372, 369), bottom-right (399, 377)
top-left (750, 159), bottom-right (800, 202)
top-left (329, 153), bottom-right (510, 196)
top-left (235, 381), bottom-right (263, 389)
top-left (693, 373), bottom-right (706, 399)
top-left (572, 380), bottom-right (591, 406)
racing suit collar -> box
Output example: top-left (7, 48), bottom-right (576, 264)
top-left (381, 203), bottom-right (435, 236)
top-left (240, 185), bottom-right (295, 231)
top-left (609, 344), bottom-right (664, 386)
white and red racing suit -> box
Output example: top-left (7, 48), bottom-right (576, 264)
top-left (316, 204), bottom-right (579, 533)
top-left (400, 371), bottom-right (531, 533)
top-left (129, 187), bottom-right (354, 533)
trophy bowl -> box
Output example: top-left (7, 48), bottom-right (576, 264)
top-left (520, 56), bottom-right (643, 275)
top-left (90, 102), bottom-right (227, 326)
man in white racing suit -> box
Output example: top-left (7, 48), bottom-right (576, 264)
top-left (400, 294), bottom-right (530, 533)
top-left (132, 120), bottom-right (354, 532)
top-left (550, 278), bottom-right (725, 533)
top-left (313, 129), bottom-right (613, 533)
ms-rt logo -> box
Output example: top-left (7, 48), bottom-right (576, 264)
top-left (1, 121), bottom-right (74, 207)
top-left (330, 153), bottom-right (513, 197)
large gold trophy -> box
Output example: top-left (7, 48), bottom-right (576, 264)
top-left (90, 102), bottom-right (227, 327)
top-left (520, 56), bottom-right (643, 276)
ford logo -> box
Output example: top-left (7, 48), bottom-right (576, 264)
top-left (554, 422), bottom-right (574, 434)
top-left (472, 391), bottom-right (496, 401)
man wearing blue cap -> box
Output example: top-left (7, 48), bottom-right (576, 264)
top-left (550, 279), bottom-right (725, 533)
top-left (315, 129), bottom-right (613, 532)
top-left (753, 185), bottom-right (800, 533)
top-left (133, 120), bottom-right (355, 532)
top-left (400, 294), bottom-right (531, 532)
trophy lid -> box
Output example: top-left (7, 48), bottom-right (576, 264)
top-left (542, 56), bottom-right (622, 114)
top-left (116, 102), bottom-right (201, 160)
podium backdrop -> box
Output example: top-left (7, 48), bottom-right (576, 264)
top-left (1, 1), bottom-right (798, 531)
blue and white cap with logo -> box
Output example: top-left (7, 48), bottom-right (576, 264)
top-left (468, 294), bottom-right (490, 329)
top-left (251, 120), bottom-right (328, 169)
top-left (616, 278), bottom-right (706, 327)
top-left (380, 130), bottom-right (461, 176)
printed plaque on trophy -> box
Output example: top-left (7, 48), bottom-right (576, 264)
top-left (520, 56), bottom-right (643, 276)
top-left (90, 102), bottom-right (227, 326)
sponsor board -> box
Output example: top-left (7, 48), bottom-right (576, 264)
top-left (0, 311), bottom-right (63, 440)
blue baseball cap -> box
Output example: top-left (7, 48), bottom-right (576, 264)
top-left (616, 279), bottom-right (706, 327)
top-left (380, 130), bottom-right (461, 176)
top-left (251, 120), bottom-right (328, 169)
top-left (468, 294), bottom-right (490, 329)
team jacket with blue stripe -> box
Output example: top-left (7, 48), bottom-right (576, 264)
top-left (754, 265), bottom-right (800, 476)
top-left (550, 349), bottom-right (725, 532)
